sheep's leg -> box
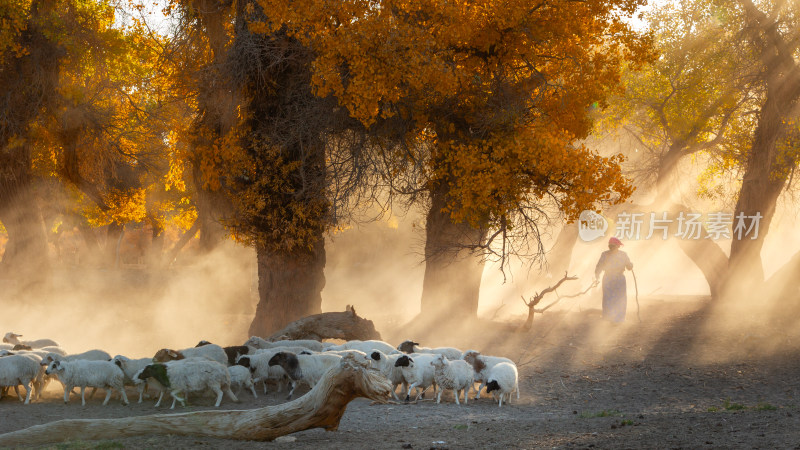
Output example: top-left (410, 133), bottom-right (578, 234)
top-left (170, 390), bottom-right (185, 409)
top-left (154, 390), bottom-right (164, 408)
top-left (63, 385), bottom-right (71, 404)
top-left (13, 385), bottom-right (22, 402)
top-left (405, 382), bottom-right (417, 402)
top-left (22, 382), bottom-right (32, 405)
top-left (224, 384), bottom-right (238, 403)
top-left (80, 386), bottom-right (87, 406)
top-left (247, 381), bottom-right (257, 398)
top-left (286, 381), bottom-right (296, 401)
top-left (88, 387), bottom-right (97, 399)
top-left (102, 388), bottom-right (113, 406)
top-left (498, 392), bottom-right (504, 408)
top-left (137, 384), bottom-right (145, 403)
top-left (414, 385), bottom-right (431, 402)
top-left (118, 385), bottom-right (129, 405)
top-left (211, 385), bottom-right (224, 407)
top-left (463, 388), bottom-right (468, 405)
top-left (516, 382), bottom-right (520, 399)
top-left (453, 389), bottom-right (460, 406)
top-left (390, 383), bottom-right (400, 401)
top-left (436, 389), bottom-right (442, 404)
top-left (475, 381), bottom-right (485, 399)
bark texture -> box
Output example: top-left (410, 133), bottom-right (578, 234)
top-left (0, 355), bottom-right (392, 447)
top-left (249, 238), bottom-right (326, 337)
top-left (419, 185), bottom-right (487, 322)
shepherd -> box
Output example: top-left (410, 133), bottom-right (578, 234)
top-left (594, 237), bottom-right (633, 323)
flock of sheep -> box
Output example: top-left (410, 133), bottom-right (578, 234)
top-left (0, 331), bottom-right (520, 410)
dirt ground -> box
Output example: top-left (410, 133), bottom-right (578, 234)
top-left (3, 297), bottom-right (800, 449)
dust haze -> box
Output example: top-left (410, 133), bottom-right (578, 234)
top-left (2, 162), bottom-right (800, 363)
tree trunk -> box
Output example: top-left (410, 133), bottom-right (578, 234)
top-left (249, 237), bottom-right (327, 337)
top-left (727, 94), bottom-right (792, 287)
top-left (0, 355), bottom-right (391, 447)
top-left (0, 175), bottom-right (49, 290)
top-left (105, 222), bottom-right (124, 268)
top-left (419, 184), bottom-right (487, 323)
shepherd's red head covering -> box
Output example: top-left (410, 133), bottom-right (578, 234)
top-left (609, 237), bottom-right (623, 246)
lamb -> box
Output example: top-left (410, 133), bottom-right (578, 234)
top-left (267, 351), bottom-right (341, 400)
top-left (112, 355), bottom-right (156, 403)
top-left (45, 359), bottom-right (129, 406)
top-left (484, 362), bottom-right (519, 407)
top-left (153, 343), bottom-right (227, 366)
top-left (0, 354), bottom-right (43, 404)
top-left (3, 332), bottom-right (59, 349)
top-left (244, 337), bottom-right (325, 352)
top-left (136, 358), bottom-right (238, 409)
top-left (430, 354), bottom-right (474, 405)
top-left (326, 340), bottom-right (397, 355)
top-left (227, 364), bottom-right (257, 398)
top-left (461, 350), bottom-right (515, 399)
top-left (368, 350), bottom-right (407, 401)
top-left (397, 340), bottom-right (463, 360)
top-left (196, 341), bottom-right (255, 366)
top-left (394, 354), bottom-right (438, 402)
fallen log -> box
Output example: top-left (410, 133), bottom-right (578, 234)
top-left (0, 354), bottom-right (391, 447)
top-left (267, 305), bottom-right (382, 341)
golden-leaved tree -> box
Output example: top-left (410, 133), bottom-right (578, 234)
top-left (251, 0), bottom-right (652, 323)
top-left (0, 0), bottom-right (174, 287)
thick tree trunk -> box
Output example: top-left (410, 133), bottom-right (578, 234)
top-left (0, 175), bottom-right (49, 290)
top-left (727, 94), bottom-right (792, 287)
top-left (419, 184), bottom-right (487, 323)
top-left (249, 237), bottom-right (326, 337)
top-left (0, 355), bottom-right (391, 447)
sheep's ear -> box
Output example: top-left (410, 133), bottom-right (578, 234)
top-left (412, 342), bottom-right (420, 346)
top-left (168, 350), bottom-right (178, 358)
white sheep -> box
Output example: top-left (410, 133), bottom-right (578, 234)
top-left (244, 337), bottom-right (325, 352)
top-left (394, 354), bottom-right (438, 402)
top-left (485, 362), bottom-right (519, 407)
top-left (397, 340), bottom-right (462, 360)
top-left (39, 346), bottom-right (68, 356)
top-left (368, 350), bottom-right (407, 401)
top-left (0, 344), bottom-right (13, 351)
top-left (136, 357), bottom-right (238, 409)
top-left (3, 332), bottom-right (59, 349)
top-left (267, 351), bottom-right (342, 400)
top-left (0, 354), bottom-right (43, 404)
top-left (430, 354), bottom-right (474, 405)
top-left (152, 343), bottom-right (227, 366)
top-left (45, 359), bottom-right (129, 406)
top-left (227, 364), bottom-right (257, 398)
top-left (112, 355), bottom-right (155, 403)
top-left (461, 350), bottom-right (515, 399)
top-left (236, 347), bottom-right (310, 394)
top-left (326, 340), bottom-right (397, 355)
top-left (39, 349), bottom-right (112, 367)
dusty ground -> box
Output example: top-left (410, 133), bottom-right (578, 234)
top-left (3, 297), bottom-right (800, 449)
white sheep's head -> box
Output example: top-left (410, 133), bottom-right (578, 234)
top-left (3, 332), bottom-right (21, 344)
top-left (45, 360), bottom-right (63, 375)
top-left (430, 354), bottom-right (449, 368)
top-left (394, 355), bottom-right (414, 368)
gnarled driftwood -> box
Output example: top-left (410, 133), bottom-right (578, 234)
top-left (0, 354), bottom-right (391, 447)
top-left (268, 305), bottom-right (382, 341)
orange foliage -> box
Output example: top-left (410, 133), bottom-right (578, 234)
top-left (251, 0), bottom-right (651, 229)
